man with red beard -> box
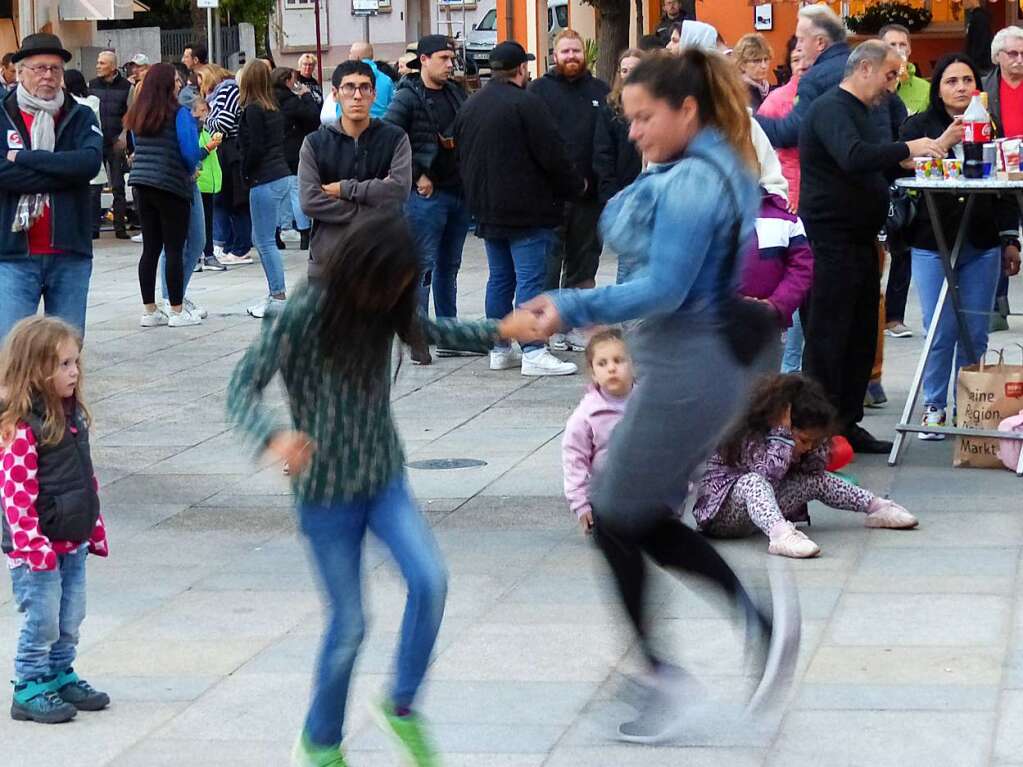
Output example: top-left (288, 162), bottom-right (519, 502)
top-left (529, 29), bottom-right (610, 351)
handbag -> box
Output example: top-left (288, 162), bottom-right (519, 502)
top-left (688, 151), bottom-right (775, 367)
top-left (954, 349), bottom-right (1023, 468)
top-left (885, 185), bottom-right (917, 237)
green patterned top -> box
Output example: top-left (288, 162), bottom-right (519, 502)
top-left (226, 281), bottom-right (501, 504)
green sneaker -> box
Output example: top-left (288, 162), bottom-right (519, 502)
top-left (290, 732), bottom-right (347, 767)
top-left (53, 667), bottom-right (110, 711)
top-left (370, 699), bottom-right (440, 767)
top-left (11, 677), bottom-right (77, 724)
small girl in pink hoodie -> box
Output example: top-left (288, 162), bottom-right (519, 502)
top-left (562, 329), bottom-right (635, 533)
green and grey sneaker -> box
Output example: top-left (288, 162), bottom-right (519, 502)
top-left (370, 699), bottom-right (440, 767)
top-left (290, 731), bottom-right (348, 767)
top-left (54, 667), bottom-right (110, 711)
top-left (10, 677), bottom-right (77, 724)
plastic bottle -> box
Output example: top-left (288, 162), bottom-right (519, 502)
top-left (963, 90), bottom-right (992, 179)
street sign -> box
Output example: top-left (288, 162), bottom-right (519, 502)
top-left (352, 0), bottom-right (378, 14)
top-left (197, 0), bottom-right (219, 8)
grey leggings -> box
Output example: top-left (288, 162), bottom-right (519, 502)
top-left (706, 471), bottom-right (875, 538)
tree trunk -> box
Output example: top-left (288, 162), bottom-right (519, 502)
top-left (592, 1), bottom-right (631, 83)
top-left (190, 2), bottom-right (207, 38)
top-left (635, 0), bottom-right (645, 40)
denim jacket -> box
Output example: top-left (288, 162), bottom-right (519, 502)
top-left (553, 127), bottom-right (758, 329)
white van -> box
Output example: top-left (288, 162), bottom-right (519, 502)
top-left (465, 0), bottom-right (568, 70)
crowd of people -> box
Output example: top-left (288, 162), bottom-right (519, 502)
top-left (0, 5), bottom-right (1021, 765)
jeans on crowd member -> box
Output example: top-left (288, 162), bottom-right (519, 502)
top-left (297, 477), bottom-right (447, 748)
top-left (136, 185), bottom-right (191, 307)
top-left (201, 192), bottom-right (216, 260)
top-left (10, 544), bottom-right (88, 681)
top-left (160, 183), bottom-right (205, 301)
top-left (547, 199), bottom-right (604, 290)
top-left (885, 238), bottom-right (912, 324)
top-left (406, 190), bottom-right (471, 318)
top-left (249, 177), bottom-right (291, 296)
top-left (0, 255), bottom-right (93, 342)
top-left (803, 240), bottom-right (880, 432)
top-left (213, 193), bottom-right (252, 256)
top-left (484, 228), bottom-right (554, 353)
top-left (781, 311), bottom-right (804, 373)
top-left (102, 147), bottom-right (128, 233)
top-left (913, 243), bottom-right (1001, 409)
top-left (277, 175), bottom-right (311, 232)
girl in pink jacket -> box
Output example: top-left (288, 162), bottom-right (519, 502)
top-left (562, 329), bottom-right (635, 533)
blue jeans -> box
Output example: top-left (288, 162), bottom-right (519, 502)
top-left (913, 243), bottom-right (1001, 409)
top-left (297, 476), bottom-right (447, 747)
top-left (781, 310), bottom-right (804, 373)
top-left (213, 192), bottom-right (252, 256)
top-left (484, 228), bottom-right (554, 353)
top-left (160, 183), bottom-right (205, 301)
top-left (277, 175), bottom-right (310, 232)
top-left (406, 190), bottom-right (470, 318)
top-left (249, 177), bottom-right (291, 296)
top-left (0, 255), bottom-right (93, 343)
top-left (10, 545), bottom-right (88, 681)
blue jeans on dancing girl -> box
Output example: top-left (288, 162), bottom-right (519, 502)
top-left (296, 476), bottom-right (447, 747)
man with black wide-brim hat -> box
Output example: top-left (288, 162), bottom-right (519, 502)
top-left (0, 33), bottom-right (104, 344)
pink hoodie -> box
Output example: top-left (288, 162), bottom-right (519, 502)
top-left (562, 384), bottom-right (631, 519)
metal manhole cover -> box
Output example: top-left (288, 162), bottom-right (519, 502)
top-left (406, 458), bottom-right (488, 470)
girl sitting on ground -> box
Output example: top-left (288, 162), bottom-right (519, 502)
top-left (562, 329), bottom-right (635, 534)
top-left (693, 373), bottom-right (918, 558)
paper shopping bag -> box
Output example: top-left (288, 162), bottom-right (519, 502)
top-left (954, 352), bottom-right (1023, 468)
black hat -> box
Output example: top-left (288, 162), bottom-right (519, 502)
top-left (11, 33), bottom-right (72, 64)
top-left (409, 34), bottom-right (455, 68)
top-left (488, 41), bottom-right (535, 72)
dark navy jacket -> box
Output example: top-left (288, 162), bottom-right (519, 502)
top-left (0, 89), bottom-right (103, 261)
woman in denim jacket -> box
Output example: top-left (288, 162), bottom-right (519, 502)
top-left (527, 49), bottom-right (797, 741)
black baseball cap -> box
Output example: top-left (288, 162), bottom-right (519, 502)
top-left (488, 41), bottom-right (535, 71)
top-left (411, 34), bottom-right (455, 67)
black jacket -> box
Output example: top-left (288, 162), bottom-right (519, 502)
top-left (384, 74), bottom-right (467, 183)
top-left (128, 115), bottom-right (195, 200)
top-left (592, 104), bottom-right (640, 204)
top-left (528, 70), bottom-right (610, 199)
top-left (297, 74), bottom-right (323, 104)
top-left (0, 401), bottom-right (100, 554)
top-left (799, 87), bottom-right (909, 244)
top-left (966, 7), bottom-right (994, 76)
top-left (454, 79), bottom-right (585, 230)
top-left (983, 68), bottom-right (1008, 137)
top-left (88, 72), bottom-right (131, 150)
top-left (900, 107), bottom-right (1019, 251)
top-left (275, 84), bottom-right (321, 174)
top-left (239, 104), bottom-right (291, 186)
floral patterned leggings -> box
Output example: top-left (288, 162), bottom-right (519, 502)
top-left (705, 471), bottom-right (876, 538)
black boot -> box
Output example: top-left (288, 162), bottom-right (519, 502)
top-left (299, 228), bottom-right (310, 251)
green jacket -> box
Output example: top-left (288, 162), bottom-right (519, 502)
top-left (897, 64), bottom-right (930, 116)
top-left (197, 129), bottom-right (222, 194)
top-left (227, 281), bottom-right (501, 504)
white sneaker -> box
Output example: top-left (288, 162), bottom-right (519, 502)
top-left (131, 233), bottom-right (143, 243)
top-left (213, 244), bottom-right (225, 259)
top-left (140, 307), bottom-right (168, 327)
top-left (865, 499), bottom-right (918, 529)
top-left (280, 229), bottom-right (301, 243)
top-left (168, 307), bottom-right (202, 327)
top-left (884, 322), bottom-right (914, 338)
top-left (918, 405), bottom-right (946, 441)
top-left (247, 297), bottom-right (287, 319)
top-left (489, 347), bottom-right (522, 371)
top-left (220, 253), bottom-right (254, 265)
top-left (521, 349), bottom-right (577, 377)
top-left (767, 526), bottom-right (820, 559)
top-left (163, 298), bottom-right (208, 320)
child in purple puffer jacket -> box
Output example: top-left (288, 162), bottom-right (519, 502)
top-left (739, 187), bottom-right (813, 331)
top-left (693, 374), bottom-right (918, 559)
top-left (562, 329), bottom-right (634, 534)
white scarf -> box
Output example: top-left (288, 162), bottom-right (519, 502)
top-left (12, 84), bottom-right (64, 232)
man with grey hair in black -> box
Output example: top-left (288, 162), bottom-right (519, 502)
top-left (798, 40), bottom-right (944, 454)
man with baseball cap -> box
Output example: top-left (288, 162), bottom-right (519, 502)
top-left (385, 34), bottom-right (470, 365)
top-left (454, 40), bottom-right (586, 377)
top-left (0, 33), bottom-right (104, 343)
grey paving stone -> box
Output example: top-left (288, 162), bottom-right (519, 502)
top-left (107, 739), bottom-right (294, 767)
top-left (994, 690), bottom-right (1023, 762)
top-left (793, 682), bottom-right (999, 711)
top-left (767, 710), bottom-right (995, 767)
